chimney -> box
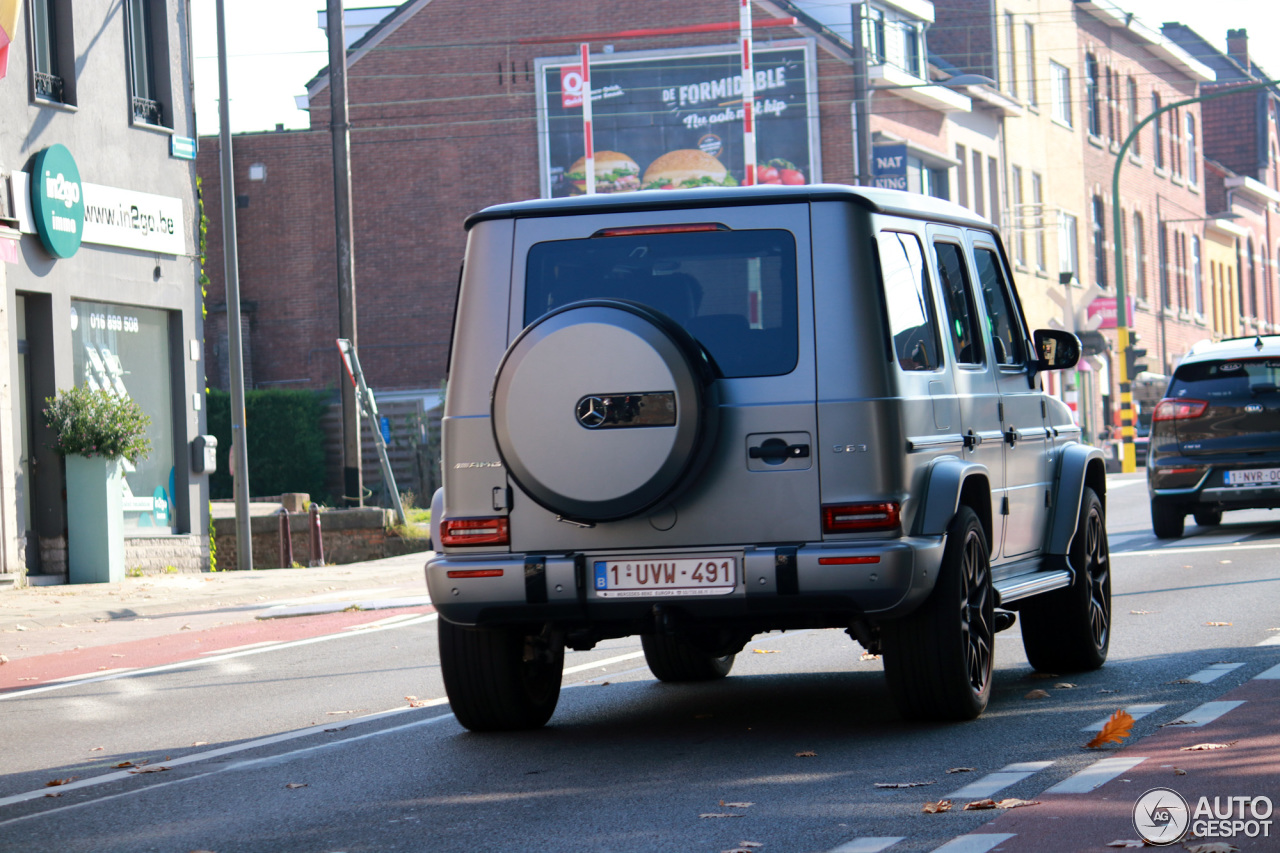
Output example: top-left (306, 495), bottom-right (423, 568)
top-left (1227, 28), bottom-right (1250, 73)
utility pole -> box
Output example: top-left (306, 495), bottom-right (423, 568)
top-left (214, 0), bottom-right (252, 570)
top-left (851, 2), bottom-right (872, 186)
top-left (327, 0), bottom-right (362, 507)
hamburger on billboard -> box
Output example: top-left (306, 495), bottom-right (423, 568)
top-left (536, 41), bottom-right (820, 198)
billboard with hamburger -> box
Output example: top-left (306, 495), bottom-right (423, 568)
top-left (536, 41), bottom-right (820, 198)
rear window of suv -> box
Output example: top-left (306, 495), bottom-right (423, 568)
top-left (1168, 358), bottom-right (1280, 398)
top-left (524, 229), bottom-right (798, 378)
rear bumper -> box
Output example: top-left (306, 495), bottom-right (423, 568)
top-left (1150, 459), bottom-right (1280, 510)
top-left (425, 538), bottom-right (946, 629)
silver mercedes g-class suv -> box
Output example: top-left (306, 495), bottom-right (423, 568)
top-left (427, 185), bottom-right (1110, 731)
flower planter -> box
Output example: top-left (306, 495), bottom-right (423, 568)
top-left (66, 454), bottom-right (125, 584)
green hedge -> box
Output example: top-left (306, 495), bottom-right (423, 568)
top-left (207, 389), bottom-right (328, 501)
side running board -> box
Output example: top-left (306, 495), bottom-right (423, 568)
top-left (993, 570), bottom-right (1072, 606)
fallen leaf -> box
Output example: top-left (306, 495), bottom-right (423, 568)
top-left (1205, 622), bottom-right (1232, 627)
top-left (1054, 683), bottom-right (1077, 689)
top-left (1024, 689), bottom-right (1050, 699)
top-left (1098, 688), bottom-right (1118, 693)
top-left (14, 624), bottom-right (27, 631)
top-left (733, 843), bottom-right (763, 849)
top-left (128, 766), bottom-right (170, 774)
top-left (17, 677), bottom-right (37, 681)
top-left (795, 751), bottom-right (817, 757)
top-left (859, 652), bottom-right (880, 661)
top-left (192, 741), bottom-right (208, 746)
top-left (752, 649), bottom-right (780, 654)
top-left (285, 782), bottom-right (308, 789)
top-left (405, 696), bottom-right (428, 708)
top-left (699, 813), bottom-right (743, 819)
top-left (1130, 610), bottom-right (1151, 615)
top-left (964, 798), bottom-right (998, 810)
top-left (44, 792), bottom-right (62, 798)
top-left (1086, 709), bottom-right (1135, 748)
top-left (111, 653), bottom-right (125, 658)
top-left (1184, 843), bottom-right (1239, 853)
top-left (1168, 679), bottom-right (1197, 685)
top-left (45, 777), bottom-right (77, 787)
top-left (0, 654), bottom-right (7, 664)
top-left (1174, 768), bottom-right (1187, 776)
top-left (180, 625), bottom-right (191, 631)
top-left (89, 746), bottom-right (103, 752)
top-left (1159, 720), bottom-right (1193, 728)
top-left (112, 761), bottom-right (136, 768)
top-left (326, 710), bottom-right (358, 715)
top-left (722, 802), bottom-right (755, 808)
top-left (922, 800), bottom-right (952, 814)
top-left (946, 767), bottom-right (976, 774)
top-left (324, 726), bottom-right (349, 733)
top-left (874, 781), bottom-right (934, 788)
top-left (996, 798), bottom-right (1041, 809)
top-left (1181, 742), bottom-right (1236, 751)
top-left (1105, 842), bottom-right (1147, 849)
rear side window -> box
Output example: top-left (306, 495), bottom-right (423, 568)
top-left (1169, 358), bottom-right (1280, 399)
top-left (973, 248), bottom-right (1026, 365)
top-left (934, 242), bottom-right (983, 365)
top-left (877, 231), bottom-right (941, 371)
top-left (524, 229), bottom-right (798, 378)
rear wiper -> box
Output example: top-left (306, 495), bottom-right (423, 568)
top-left (1250, 382), bottom-right (1278, 394)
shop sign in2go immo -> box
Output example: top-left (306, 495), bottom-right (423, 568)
top-left (30, 143), bottom-right (85, 258)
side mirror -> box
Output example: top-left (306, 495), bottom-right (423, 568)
top-left (1033, 329), bottom-right (1081, 372)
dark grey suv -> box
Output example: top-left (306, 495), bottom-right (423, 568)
top-left (427, 185), bottom-right (1111, 731)
top-left (1148, 335), bottom-right (1280, 538)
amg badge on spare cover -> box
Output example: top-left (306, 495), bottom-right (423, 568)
top-left (575, 393), bottom-right (676, 429)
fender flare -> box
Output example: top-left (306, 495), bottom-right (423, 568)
top-left (1046, 444), bottom-right (1108, 555)
top-left (912, 456), bottom-right (992, 543)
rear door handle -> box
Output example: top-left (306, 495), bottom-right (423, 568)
top-left (749, 441), bottom-right (811, 461)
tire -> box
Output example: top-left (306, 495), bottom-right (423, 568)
top-left (882, 505), bottom-right (993, 721)
top-left (1020, 487), bottom-right (1111, 673)
top-left (1151, 500), bottom-right (1185, 539)
top-left (641, 633), bottom-right (735, 682)
top-left (1193, 507), bottom-right (1223, 527)
top-left (438, 620), bottom-right (564, 732)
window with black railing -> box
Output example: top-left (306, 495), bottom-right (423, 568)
top-left (126, 0), bottom-right (169, 127)
top-left (29, 0), bottom-right (67, 104)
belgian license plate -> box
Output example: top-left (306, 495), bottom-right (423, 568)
top-left (592, 557), bottom-right (736, 598)
top-left (1225, 468), bottom-right (1280, 486)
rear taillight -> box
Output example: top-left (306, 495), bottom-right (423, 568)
top-left (1152, 399), bottom-right (1208, 421)
top-left (822, 502), bottom-right (900, 534)
top-left (439, 517), bottom-right (510, 547)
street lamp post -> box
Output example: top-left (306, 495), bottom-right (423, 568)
top-left (1110, 78), bottom-right (1280, 472)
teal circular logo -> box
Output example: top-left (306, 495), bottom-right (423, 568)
top-left (30, 144), bottom-right (84, 258)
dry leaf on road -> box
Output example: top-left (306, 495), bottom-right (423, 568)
top-left (89, 746), bottom-right (103, 752)
top-left (1086, 710), bottom-right (1135, 748)
top-left (731, 844), bottom-right (763, 850)
top-left (964, 799), bottom-right (999, 810)
top-left (859, 652), bottom-right (881, 661)
top-left (1024, 689), bottom-right (1050, 699)
top-left (946, 767), bottom-right (976, 774)
top-left (1181, 742), bottom-right (1236, 751)
top-left (795, 751), bottom-right (817, 757)
top-left (721, 802), bottom-right (755, 808)
top-left (1174, 768), bottom-right (1187, 776)
top-left (1168, 679), bottom-right (1197, 685)
top-left (129, 766), bottom-right (170, 774)
top-left (1205, 622), bottom-right (1232, 627)
top-left (0, 654), bottom-right (8, 664)
top-left (922, 800), bottom-right (952, 814)
top-left (1054, 683), bottom-right (1077, 689)
top-left (405, 696), bottom-right (429, 708)
top-left (995, 798), bottom-right (1040, 809)
top-left (752, 649), bottom-right (779, 654)
top-left (1159, 720), bottom-right (1192, 728)
top-left (45, 777), bottom-right (77, 787)
top-left (699, 813), bottom-right (743, 819)
top-left (285, 783), bottom-right (308, 789)
top-left (875, 781), bottom-right (934, 788)
top-left (1184, 843), bottom-right (1239, 853)
top-left (1130, 610), bottom-right (1151, 615)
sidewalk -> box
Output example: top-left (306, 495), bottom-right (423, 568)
top-left (0, 552), bottom-right (433, 661)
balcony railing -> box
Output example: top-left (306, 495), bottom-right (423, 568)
top-left (132, 96), bottom-right (162, 125)
top-left (34, 72), bottom-right (64, 102)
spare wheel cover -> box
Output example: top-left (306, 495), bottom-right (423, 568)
top-left (492, 300), bottom-right (714, 522)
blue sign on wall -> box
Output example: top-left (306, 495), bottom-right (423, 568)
top-left (872, 144), bottom-right (908, 191)
top-left (171, 136), bottom-right (197, 160)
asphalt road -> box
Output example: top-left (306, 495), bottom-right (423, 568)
top-left (1, 472), bottom-right (1278, 853)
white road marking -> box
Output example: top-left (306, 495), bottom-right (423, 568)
top-left (1254, 662), bottom-right (1280, 679)
top-left (562, 651), bottom-right (646, 675)
top-left (1185, 662), bottom-right (1244, 683)
top-left (1175, 700), bottom-right (1245, 727)
top-left (1082, 704), bottom-right (1164, 731)
top-left (0, 613), bottom-right (438, 701)
top-left (828, 838), bottom-right (904, 853)
top-left (198, 641), bottom-right (280, 655)
top-left (37, 668), bottom-right (135, 683)
top-left (1113, 542), bottom-right (1280, 558)
top-left (946, 761), bottom-right (1053, 799)
top-left (1045, 757), bottom-right (1148, 794)
top-left (342, 613), bottom-right (422, 630)
top-left (930, 835), bottom-right (1016, 853)
top-left (1257, 635), bottom-right (1280, 647)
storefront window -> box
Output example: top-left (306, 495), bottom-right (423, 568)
top-left (71, 300), bottom-right (175, 533)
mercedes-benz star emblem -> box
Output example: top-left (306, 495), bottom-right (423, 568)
top-left (576, 396), bottom-right (608, 428)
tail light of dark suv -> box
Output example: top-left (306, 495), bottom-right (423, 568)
top-left (440, 517), bottom-right (510, 547)
top-left (1152, 399), bottom-right (1208, 421)
top-left (822, 502), bottom-right (901, 534)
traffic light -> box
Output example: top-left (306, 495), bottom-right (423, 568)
top-left (1126, 331), bottom-right (1149, 378)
